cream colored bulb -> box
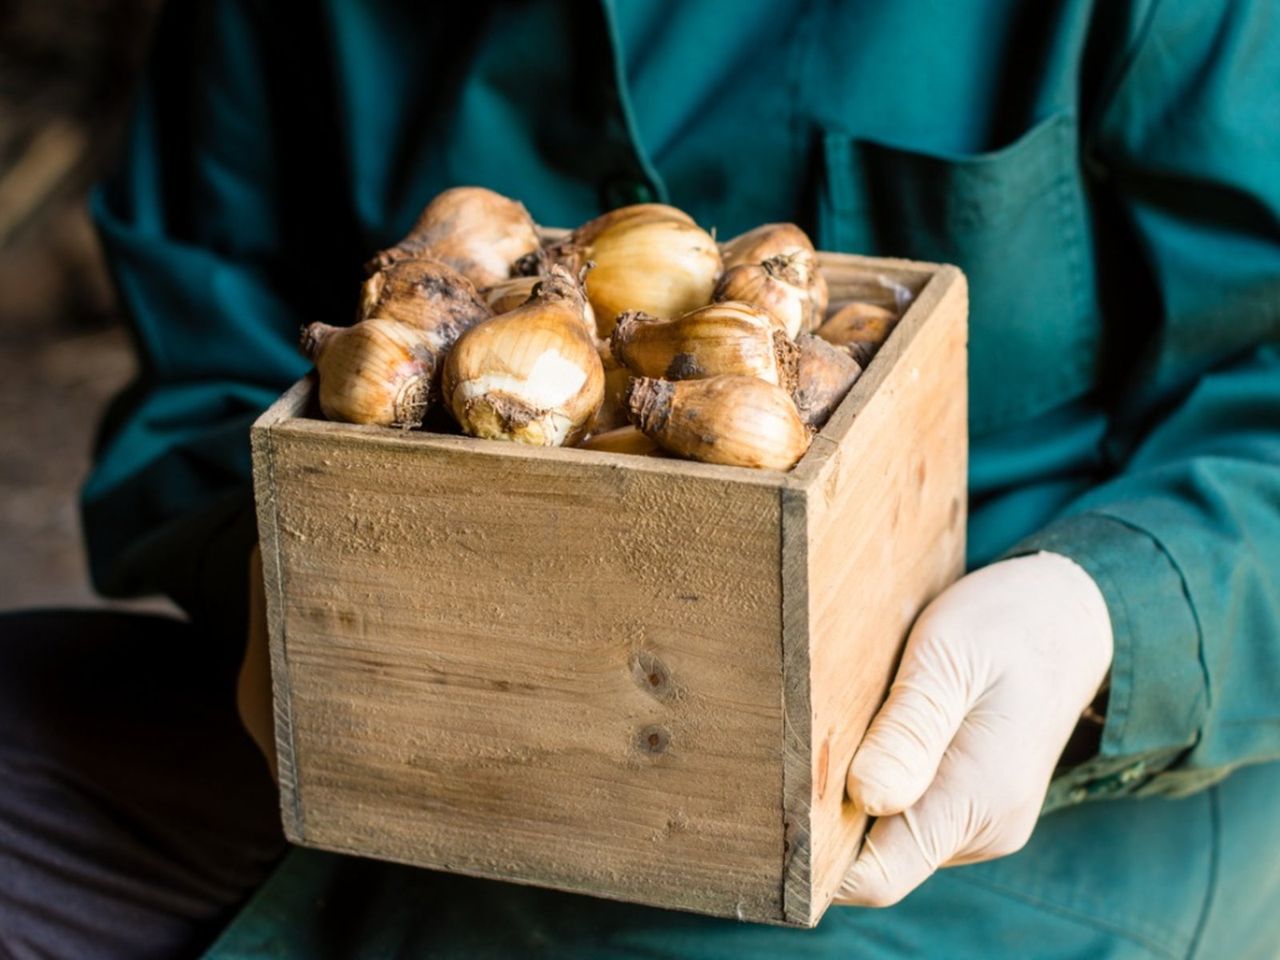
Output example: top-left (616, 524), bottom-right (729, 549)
top-left (302, 318), bottom-right (442, 428)
top-left (443, 266), bottom-right (604, 446)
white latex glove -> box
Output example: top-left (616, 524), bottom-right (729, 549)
top-left (835, 551), bottom-right (1112, 907)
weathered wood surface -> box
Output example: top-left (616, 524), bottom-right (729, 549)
top-left (780, 265), bottom-right (969, 924)
top-left (250, 251), bottom-right (968, 926)
top-left (255, 410), bottom-right (788, 920)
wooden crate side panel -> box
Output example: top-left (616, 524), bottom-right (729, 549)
top-left (791, 268), bottom-right (969, 923)
top-left (776, 261), bottom-right (940, 925)
top-left (267, 430), bottom-right (788, 922)
top-left (778, 482), bottom-right (813, 923)
top-left (249, 379), bottom-right (314, 842)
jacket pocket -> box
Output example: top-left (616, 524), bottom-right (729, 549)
top-left (817, 111), bottom-right (1098, 435)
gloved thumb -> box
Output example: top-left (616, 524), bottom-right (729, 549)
top-left (846, 619), bottom-right (974, 816)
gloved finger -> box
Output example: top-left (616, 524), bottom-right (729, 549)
top-left (845, 633), bottom-right (973, 816)
top-left (843, 707), bottom-right (1043, 906)
top-left (833, 791), bottom-right (958, 908)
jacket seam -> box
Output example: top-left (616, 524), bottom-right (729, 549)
top-left (1090, 506), bottom-right (1212, 718)
top-left (1186, 784), bottom-right (1221, 959)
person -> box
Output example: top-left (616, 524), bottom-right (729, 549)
top-left (2, 0), bottom-right (1278, 956)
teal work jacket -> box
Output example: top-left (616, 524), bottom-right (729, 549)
top-left (86, 1), bottom-right (1280, 956)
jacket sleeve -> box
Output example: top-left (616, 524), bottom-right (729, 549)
top-left (83, 1), bottom-right (348, 639)
top-left (1016, 0), bottom-right (1280, 809)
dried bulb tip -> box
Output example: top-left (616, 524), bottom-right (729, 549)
top-left (625, 377), bottom-right (675, 434)
top-left (762, 251), bottom-right (810, 287)
top-left (534, 264), bottom-right (588, 304)
top-left (391, 376), bottom-right (431, 429)
top-left (773, 330), bottom-right (801, 393)
top-left (513, 248), bottom-right (546, 277)
top-left (300, 322), bottom-right (340, 360)
top-left (609, 309), bottom-right (659, 347)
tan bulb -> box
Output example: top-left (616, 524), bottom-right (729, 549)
top-left (713, 252), bottom-right (818, 339)
top-left (442, 266), bottom-right (604, 446)
top-left (529, 204), bottom-right (697, 276)
top-left (815, 301), bottom-right (898, 366)
top-left (721, 222), bottom-right (816, 270)
top-left (568, 203), bottom-right (695, 246)
top-left (587, 338), bottom-right (633, 434)
top-left (543, 204), bottom-right (721, 336)
top-left (627, 375), bottom-right (811, 470)
top-left (484, 274), bottom-right (598, 338)
top-left (358, 257), bottom-right (492, 343)
top-left (793, 334), bottom-right (863, 429)
top-left (807, 269), bottom-right (830, 331)
top-left (367, 186), bottom-right (540, 288)
top-left (578, 425), bottom-right (663, 456)
top-left (481, 276), bottom-right (541, 314)
top-left (720, 223), bottom-right (827, 332)
top-left (301, 318), bottom-right (441, 428)
top-left (610, 302), bottom-right (798, 391)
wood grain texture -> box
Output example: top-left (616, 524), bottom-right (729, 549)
top-left (250, 251), bottom-right (968, 927)
top-left (257, 415), bottom-right (787, 920)
top-left (251, 376), bottom-right (313, 841)
top-left (781, 266), bottom-right (969, 924)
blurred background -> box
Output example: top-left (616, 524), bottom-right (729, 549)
top-left (0, 0), bottom-right (167, 611)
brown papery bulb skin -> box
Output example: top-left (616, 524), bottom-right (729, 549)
top-left (570, 213), bottom-right (722, 337)
top-left (627, 375), bottom-right (811, 471)
top-left (484, 275), bottom-right (599, 337)
top-left (302, 318), bottom-right (441, 428)
top-left (481, 275), bottom-right (541, 314)
top-left (442, 266), bottom-right (604, 446)
top-left (521, 204), bottom-right (697, 276)
top-left (793, 333), bottom-right (863, 429)
top-left (578, 425), bottom-right (663, 456)
top-left (816, 301), bottom-right (898, 366)
top-left (366, 186), bottom-right (540, 288)
top-left (713, 252), bottom-right (818, 339)
top-left (358, 257), bottom-right (492, 340)
top-left (720, 222), bottom-right (816, 270)
top-left (611, 302), bottom-right (799, 392)
top-left (807, 269), bottom-right (830, 331)
top-left (571, 203), bottom-right (695, 244)
top-left (586, 338), bottom-right (632, 434)
top-left (721, 224), bottom-right (828, 331)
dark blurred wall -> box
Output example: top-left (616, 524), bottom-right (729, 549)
top-left (0, 0), bottom-right (169, 611)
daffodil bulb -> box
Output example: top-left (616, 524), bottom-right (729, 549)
top-left (443, 266), bottom-right (604, 446)
top-left (627, 375), bottom-right (811, 470)
top-left (301, 318), bottom-right (443, 428)
top-left (610, 301), bottom-right (798, 391)
top-left (367, 186), bottom-right (540, 288)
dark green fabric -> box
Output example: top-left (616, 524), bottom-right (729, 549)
top-left (83, 0), bottom-right (1280, 955)
top-left (206, 761), bottom-right (1280, 959)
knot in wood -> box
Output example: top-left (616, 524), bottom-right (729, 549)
top-left (637, 724), bottom-right (670, 756)
top-left (630, 650), bottom-right (673, 701)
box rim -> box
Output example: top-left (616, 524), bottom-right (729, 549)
top-left (252, 252), bottom-right (956, 490)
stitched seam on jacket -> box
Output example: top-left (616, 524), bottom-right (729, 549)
top-left (1091, 507), bottom-right (1212, 720)
top-left (1080, 515), bottom-right (1140, 751)
top-left (1187, 784), bottom-right (1221, 959)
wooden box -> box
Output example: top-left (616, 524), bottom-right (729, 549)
top-left (250, 253), bottom-right (968, 927)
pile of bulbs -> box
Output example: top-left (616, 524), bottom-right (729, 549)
top-left (303, 187), bottom-right (902, 471)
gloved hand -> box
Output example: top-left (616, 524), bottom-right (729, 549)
top-left (835, 551), bottom-right (1113, 907)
